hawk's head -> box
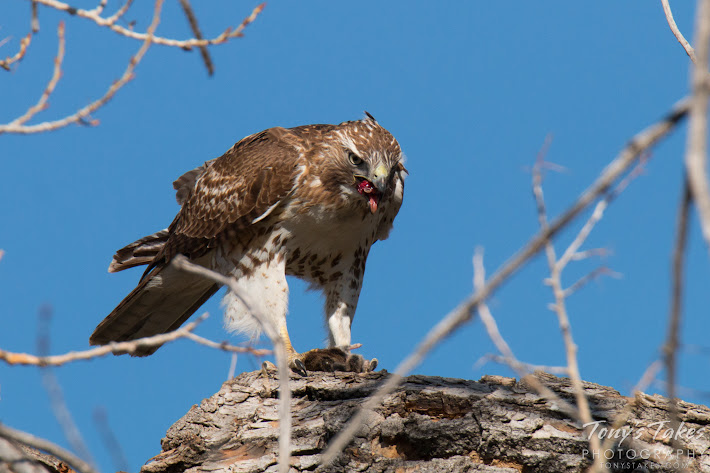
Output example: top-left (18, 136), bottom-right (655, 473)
top-left (328, 113), bottom-right (406, 214)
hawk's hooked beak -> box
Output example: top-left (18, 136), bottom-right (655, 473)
top-left (356, 163), bottom-right (389, 214)
top-left (371, 164), bottom-right (388, 194)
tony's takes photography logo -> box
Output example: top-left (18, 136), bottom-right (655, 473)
top-left (581, 420), bottom-right (704, 471)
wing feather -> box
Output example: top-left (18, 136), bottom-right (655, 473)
top-left (159, 127), bottom-right (302, 261)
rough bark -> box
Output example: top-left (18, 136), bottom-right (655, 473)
top-left (138, 370), bottom-right (710, 473)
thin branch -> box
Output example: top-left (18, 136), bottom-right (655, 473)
top-left (634, 359), bottom-right (664, 394)
top-left (182, 331), bottom-right (267, 355)
top-left (321, 98), bottom-right (689, 464)
top-left (33, 0), bottom-right (265, 50)
top-left (92, 407), bottom-right (129, 472)
top-left (37, 306), bottom-right (95, 469)
top-left (569, 248), bottom-right (611, 261)
top-left (476, 354), bottom-right (568, 375)
top-left (104, 0), bottom-right (133, 26)
top-left (228, 352), bottom-right (238, 380)
top-left (562, 266), bottom-right (621, 298)
top-left (0, 33), bottom-right (32, 71)
top-left (0, 313), bottom-right (269, 366)
top-left (532, 141), bottom-right (604, 473)
top-left (87, 0), bottom-right (108, 16)
top-left (686, 0), bottom-right (710, 255)
top-left (473, 249), bottom-right (523, 373)
top-left (4, 22), bottom-right (65, 128)
top-left (178, 0), bottom-right (214, 75)
top-left (31, 1), bottom-right (40, 33)
top-left (0, 423), bottom-right (99, 473)
top-left (662, 176), bottom-right (691, 453)
top-left (473, 250), bottom-right (578, 420)
top-left (170, 256), bottom-right (291, 473)
top-left (0, 0), bottom-right (162, 135)
top-left (557, 155), bottom-right (648, 272)
top-left (661, 0), bottom-right (697, 63)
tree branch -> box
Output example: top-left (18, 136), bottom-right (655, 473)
top-left (32, 0), bottom-right (265, 50)
top-left (3, 22), bottom-right (65, 128)
top-left (0, 312), bottom-right (270, 367)
top-left (178, 0), bottom-right (214, 75)
top-left (0, 32), bottom-right (32, 71)
top-left (0, 0), bottom-right (163, 135)
top-left (685, 0), bottom-right (710, 254)
top-left (661, 0), bottom-right (697, 63)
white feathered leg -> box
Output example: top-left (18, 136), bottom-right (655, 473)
top-left (221, 253), bottom-right (289, 344)
top-left (324, 279), bottom-right (361, 348)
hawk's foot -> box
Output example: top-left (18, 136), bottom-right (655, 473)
top-left (297, 347), bottom-right (377, 374)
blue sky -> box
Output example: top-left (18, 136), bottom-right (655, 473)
top-left (1, 1), bottom-right (707, 471)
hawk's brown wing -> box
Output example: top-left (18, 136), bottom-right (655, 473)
top-left (157, 126), bottom-right (303, 264)
top-left (91, 127), bottom-right (304, 353)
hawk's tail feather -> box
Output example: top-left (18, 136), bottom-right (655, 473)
top-left (90, 262), bottom-right (220, 356)
top-left (108, 229), bottom-right (170, 273)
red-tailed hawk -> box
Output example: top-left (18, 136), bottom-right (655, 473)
top-left (90, 114), bottom-right (406, 373)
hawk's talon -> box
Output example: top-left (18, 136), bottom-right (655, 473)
top-left (367, 358), bottom-right (378, 372)
top-left (290, 358), bottom-right (308, 376)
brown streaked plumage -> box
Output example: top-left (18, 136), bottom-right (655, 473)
top-left (90, 114), bottom-right (406, 372)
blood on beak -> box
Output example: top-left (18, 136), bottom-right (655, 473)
top-left (357, 179), bottom-right (381, 213)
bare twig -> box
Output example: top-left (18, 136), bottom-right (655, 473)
top-left (183, 331), bottom-right (267, 355)
top-left (228, 352), bottom-right (238, 380)
top-left (475, 354), bottom-right (568, 375)
top-left (0, 33), bottom-right (32, 71)
top-left (562, 266), bottom-right (621, 298)
top-left (31, 1), bottom-right (40, 33)
top-left (104, 0), bottom-right (134, 26)
top-left (474, 250), bottom-right (579, 421)
top-left (662, 177), bottom-right (691, 454)
top-left (87, 0), bottom-right (108, 16)
top-left (664, 179), bottom-right (691, 395)
top-left (32, 0), bottom-right (265, 50)
top-left (557, 155), bottom-right (648, 272)
top-left (473, 249), bottom-right (520, 372)
top-left (92, 407), bottom-right (130, 472)
top-left (0, 0), bottom-right (163, 135)
top-left (37, 306), bottom-right (95, 469)
top-left (473, 250), bottom-right (580, 419)
top-left (686, 0), bottom-right (710, 255)
top-left (321, 99), bottom-right (688, 464)
top-left (532, 142), bottom-right (605, 472)
top-left (4, 1), bottom-right (263, 134)
top-left (569, 248), bottom-right (611, 261)
top-left (0, 312), bottom-right (269, 366)
top-left (171, 256), bottom-right (291, 473)
top-left (178, 0), bottom-right (214, 75)
top-left (535, 139), bottom-right (647, 473)
top-left (661, 0), bottom-right (697, 63)
top-left (634, 359), bottom-right (664, 394)
top-left (4, 22), bottom-right (65, 128)
top-left (0, 423), bottom-right (99, 473)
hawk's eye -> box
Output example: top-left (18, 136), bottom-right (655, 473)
top-left (348, 152), bottom-right (364, 166)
